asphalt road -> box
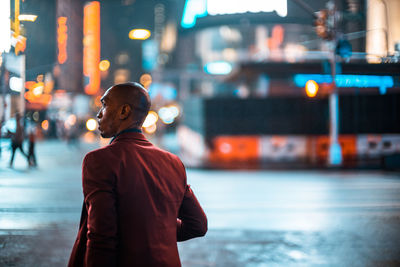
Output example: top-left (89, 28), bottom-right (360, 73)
top-left (0, 139), bottom-right (400, 266)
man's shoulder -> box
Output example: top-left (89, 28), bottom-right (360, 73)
top-left (151, 144), bottom-right (181, 160)
top-left (155, 146), bottom-right (186, 172)
top-left (84, 144), bottom-right (117, 163)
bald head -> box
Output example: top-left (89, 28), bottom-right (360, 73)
top-left (97, 82), bottom-right (151, 138)
top-left (110, 82), bottom-right (151, 126)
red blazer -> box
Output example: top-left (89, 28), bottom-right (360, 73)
top-left (68, 132), bottom-right (207, 267)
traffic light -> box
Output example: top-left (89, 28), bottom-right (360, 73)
top-left (314, 9), bottom-right (333, 40)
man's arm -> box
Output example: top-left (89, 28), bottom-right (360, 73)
top-left (177, 185), bottom-right (207, 241)
top-left (82, 152), bottom-right (118, 267)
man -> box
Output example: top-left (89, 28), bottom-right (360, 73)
top-left (68, 82), bottom-right (207, 267)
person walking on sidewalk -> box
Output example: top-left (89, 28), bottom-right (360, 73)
top-left (27, 126), bottom-right (37, 167)
top-left (9, 113), bottom-right (27, 168)
top-left (68, 82), bottom-right (207, 267)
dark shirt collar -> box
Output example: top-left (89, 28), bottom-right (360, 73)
top-left (110, 128), bottom-right (142, 144)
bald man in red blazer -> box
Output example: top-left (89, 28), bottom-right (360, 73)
top-left (68, 82), bottom-right (207, 267)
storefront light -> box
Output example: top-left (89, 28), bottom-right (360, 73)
top-left (10, 77), bottom-right (23, 92)
top-left (19, 14), bottom-right (37, 22)
top-left (204, 61), bottom-right (233, 75)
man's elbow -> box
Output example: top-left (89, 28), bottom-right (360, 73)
top-left (196, 216), bottom-right (208, 237)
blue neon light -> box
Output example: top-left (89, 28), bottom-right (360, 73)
top-left (294, 74), bottom-right (394, 94)
top-left (181, 0), bottom-right (207, 28)
top-left (204, 61), bottom-right (233, 75)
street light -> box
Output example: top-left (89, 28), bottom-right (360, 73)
top-left (99, 59), bottom-right (110, 71)
top-left (18, 14), bottom-right (37, 22)
top-left (86, 118), bottom-right (97, 132)
top-left (129, 29), bottom-right (151, 40)
top-left (305, 80), bottom-right (319, 98)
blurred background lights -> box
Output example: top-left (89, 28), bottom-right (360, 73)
top-left (204, 61), bottom-right (233, 75)
top-left (83, 131), bottom-right (96, 143)
top-left (305, 80), bottom-right (319, 98)
top-left (18, 14), bottom-right (37, 22)
top-left (142, 111), bottom-right (158, 128)
top-left (41, 120), bottom-right (49, 131)
top-left (148, 83), bottom-right (177, 100)
top-left (294, 74), bottom-right (394, 89)
top-left (129, 29), bottom-right (151, 40)
top-left (206, 0), bottom-right (287, 17)
top-left (143, 123), bottom-right (157, 134)
top-left (66, 114), bottom-right (77, 126)
top-left (86, 118), bottom-right (98, 131)
top-left (158, 105), bottom-right (180, 124)
top-left (94, 95), bottom-right (102, 108)
top-left (181, 0), bottom-right (287, 28)
top-left (139, 73), bottom-right (152, 89)
top-left (32, 112), bottom-right (40, 122)
top-left (219, 142), bottom-right (232, 154)
top-left (99, 59), bottom-right (110, 71)
top-left (0, 0), bottom-right (11, 53)
top-left (116, 52), bottom-right (130, 65)
top-left (9, 77), bottom-right (24, 92)
top-left (32, 83), bottom-right (44, 96)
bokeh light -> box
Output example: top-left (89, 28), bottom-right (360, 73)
top-left (129, 29), bottom-right (151, 40)
top-left (86, 118), bottom-right (97, 131)
top-left (99, 59), bottom-right (110, 71)
top-left (158, 105), bottom-right (180, 124)
top-left (143, 123), bottom-right (157, 134)
top-left (140, 74), bottom-right (152, 89)
top-left (41, 120), bottom-right (49, 131)
top-left (305, 80), bottom-right (319, 98)
top-left (142, 111), bottom-right (158, 127)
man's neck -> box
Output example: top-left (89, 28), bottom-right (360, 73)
top-left (110, 127), bottom-right (142, 144)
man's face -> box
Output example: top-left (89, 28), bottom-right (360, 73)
top-left (97, 87), bottom-right (121, 138)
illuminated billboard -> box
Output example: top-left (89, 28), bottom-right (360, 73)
top-left (181, 0), bottom-right (287, 28)
top-left (57, 17), bottom-right (68, 64)
top-left (0, 0), bottom-right (11, 52)
top-left (83, 1), bottom-right (100, 95)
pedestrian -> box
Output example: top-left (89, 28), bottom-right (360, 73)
top-left (68, 82), bottom-right (207, 267)
top-left (9, 113), bottom-right (27, 168)
top-left (27, 126), bottom-right (37, 167)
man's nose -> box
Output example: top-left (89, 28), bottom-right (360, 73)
top-left (97, 110), bottom-right (102, 119)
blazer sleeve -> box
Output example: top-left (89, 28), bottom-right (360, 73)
top-left (82, 152), bottom-right (118, 267)
top-left (177, 185), bottom-right (208, 241)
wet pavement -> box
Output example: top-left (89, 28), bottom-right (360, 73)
top-left (0, 139), bottom-right (400, 266)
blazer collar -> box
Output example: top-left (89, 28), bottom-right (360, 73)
top-left (110, 129), bottom-right (147, 144)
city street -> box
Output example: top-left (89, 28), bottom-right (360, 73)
top-left (1, 140), bottom-right (400, 266)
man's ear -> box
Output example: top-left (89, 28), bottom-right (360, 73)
top-left (119, 104), bottom-right (132, 120)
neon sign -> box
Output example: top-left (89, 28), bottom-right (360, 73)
top-left (0, 0), bottom-right (11, 53)
top-left (57, 17), bottom-right (68, 64)
top-left (83, 1), bottom-right (100, 95)
top-left (181, 0), bottom-right (287, 28)
top-left (294, 74), bottom-right (394, 94)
